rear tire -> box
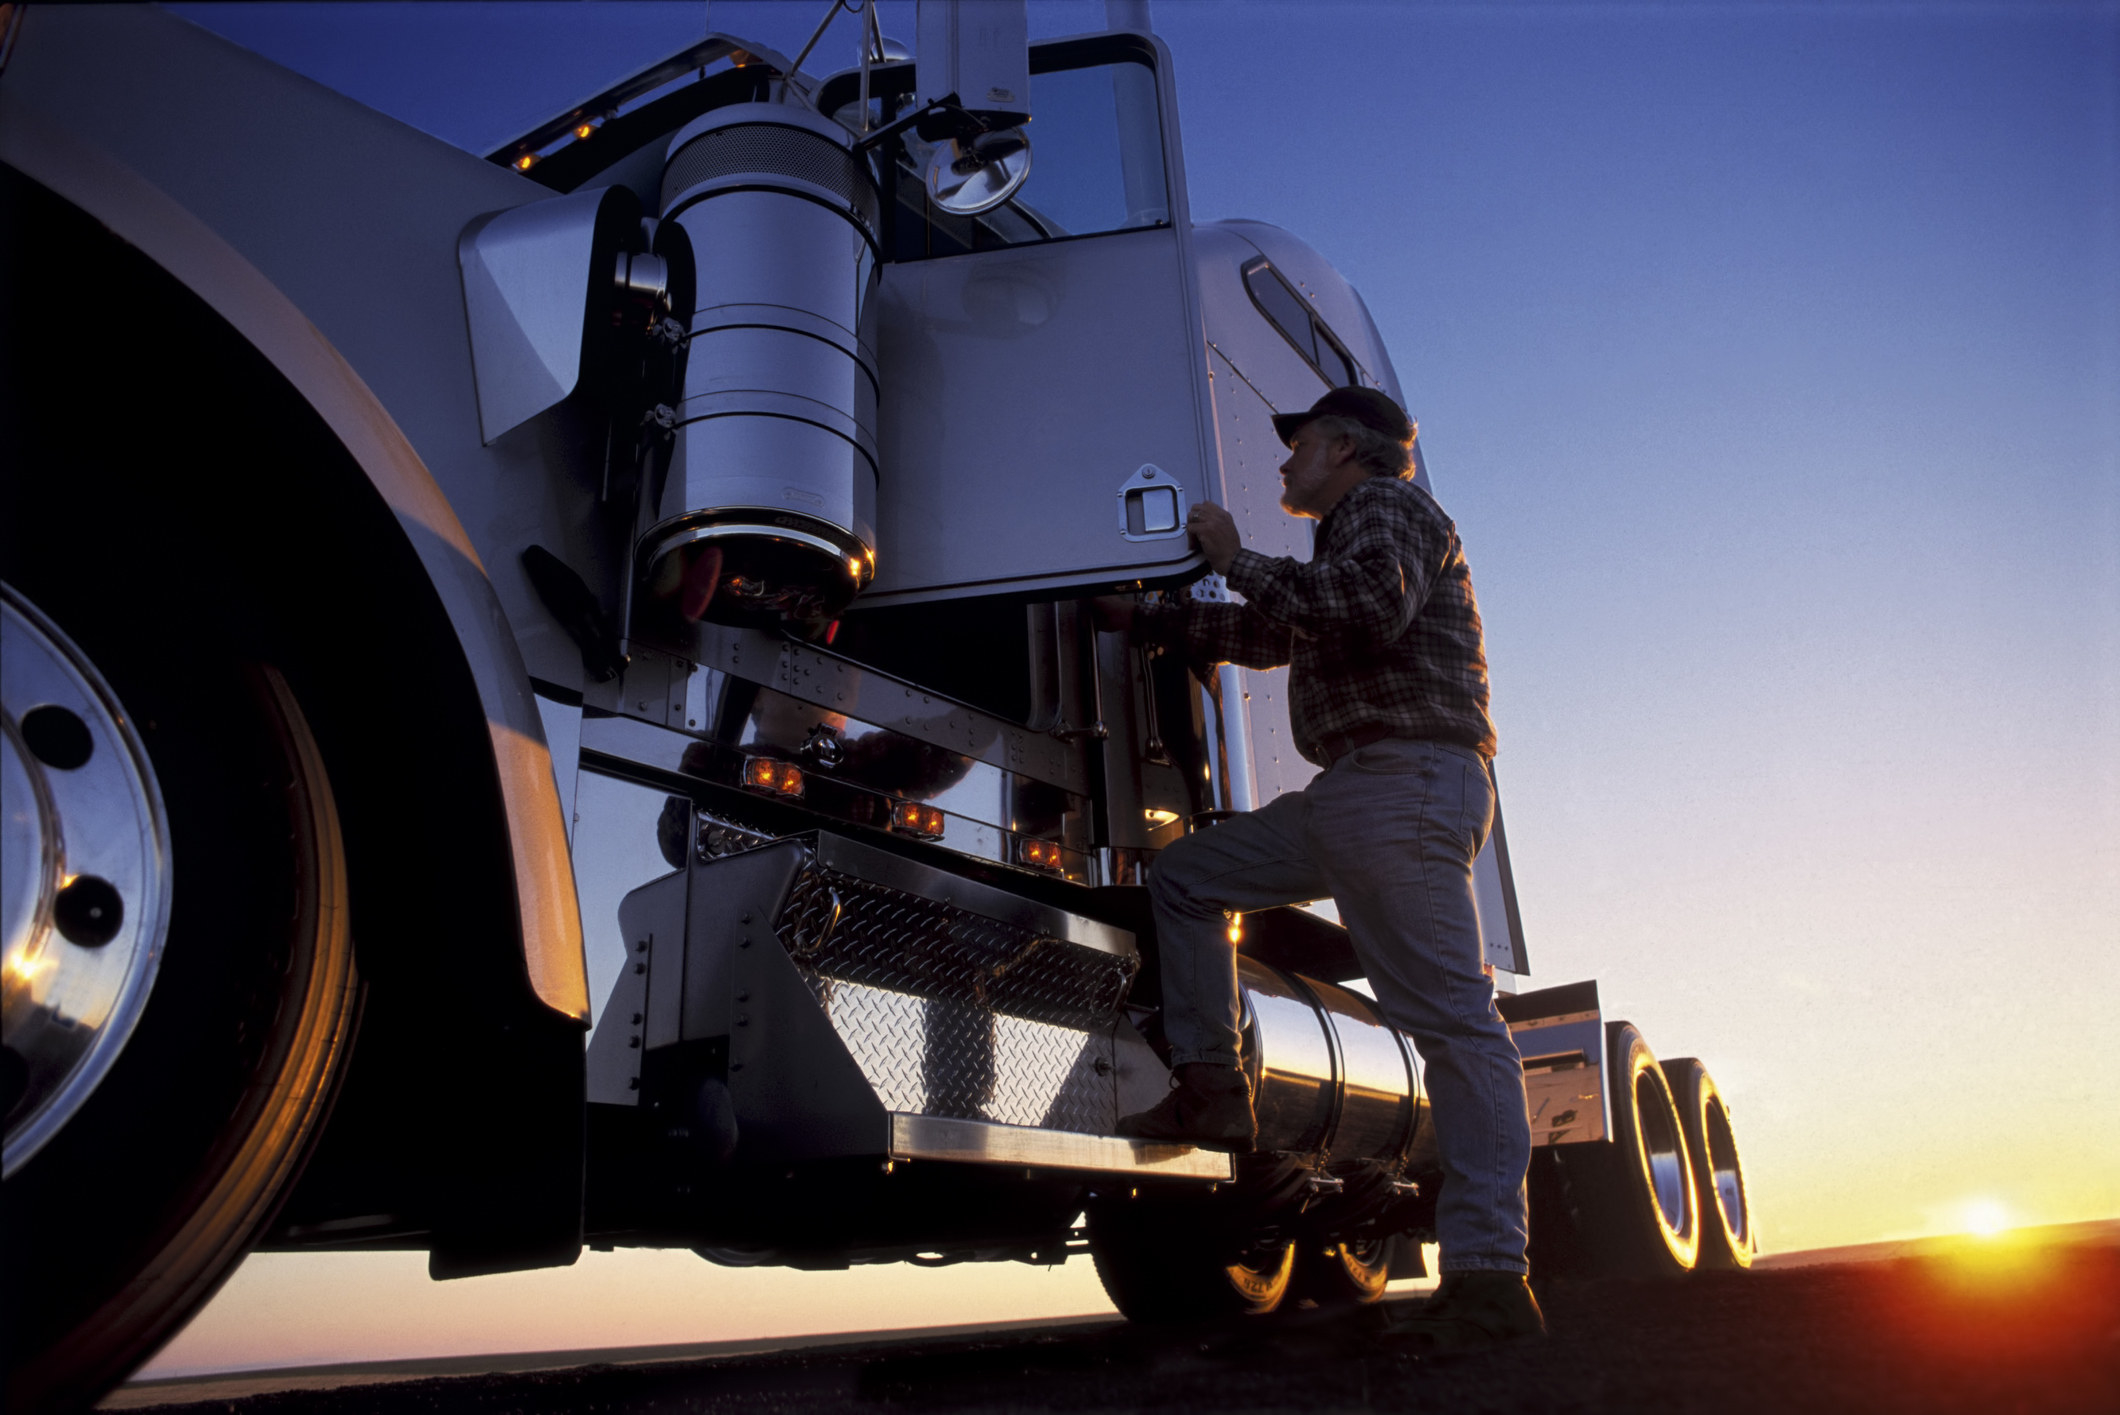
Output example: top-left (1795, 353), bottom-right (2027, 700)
top-left (1528, 1022), bottom-right (1699, 1279)
top-left (3, 601), bottom-right (357, 1413)
top-left (1085, 1198), bottom-right (1295, 1322)
top-left (1289, 1237), bottom-right (1393, 1307)
top-left (1663, 1058), bottom-right (1754, 1270)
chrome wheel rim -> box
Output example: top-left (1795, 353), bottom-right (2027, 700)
top-left (1703, 1094), bottom-right (1750, 1250)
top-left (1, 585), bottom-right (173, 1177)
top-left (1633, 1066), bottom-right (1697, 1254)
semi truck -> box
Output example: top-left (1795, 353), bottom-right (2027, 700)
top-left (0, 3), bottom-right (1757, 1407)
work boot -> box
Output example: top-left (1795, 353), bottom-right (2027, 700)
top-left (1114, 1062), bottom-right (1256, 1152)
top-left (1379, 1270), bottom-right (1545, 1352)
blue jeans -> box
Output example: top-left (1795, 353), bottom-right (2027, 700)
top-left (1147, 737), bottom-right (1531, 1275)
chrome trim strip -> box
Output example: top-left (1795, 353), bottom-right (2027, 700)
top-left (887, 1113), bottom-right (1232, 1181)
top-left (685, 627), bottom-right (1091, 796)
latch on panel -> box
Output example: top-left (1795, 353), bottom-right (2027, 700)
top-left (1117, 464), bottom-right (1188, 543)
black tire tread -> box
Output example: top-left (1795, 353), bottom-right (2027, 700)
top-left (1086, 1201), bottom-right (1295, 1322)
top-left (1526, 1022), bottom-right (1699, 1280)
top-left (1662, 1057), bottom-right (1754, 1272)
top-left (3, 651), bottom-right (358, 1413)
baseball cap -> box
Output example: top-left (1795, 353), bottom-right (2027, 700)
top-left (1271, 387), bottom-right (1415, 448)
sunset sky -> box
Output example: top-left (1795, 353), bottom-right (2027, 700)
top-left (140, 0), bottom-right (2117, 1377)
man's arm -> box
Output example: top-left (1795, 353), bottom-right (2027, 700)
top-left (1108, 595), bottom-right (1293, 672)
top-left (1226, 489), bottom-right (1448, 642)
top-left (1179, 601), bottom-right (1295, 671)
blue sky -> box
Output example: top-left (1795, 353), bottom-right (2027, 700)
top-left (148, 0), bottom-right (2117, 1373)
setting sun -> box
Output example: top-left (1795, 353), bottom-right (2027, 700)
top-left (1962, 1200), bottom-right (2012, 1239)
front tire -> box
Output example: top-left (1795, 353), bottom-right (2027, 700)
top-left (3, 594), bottom-right (358, 1412)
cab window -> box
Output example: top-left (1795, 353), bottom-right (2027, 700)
top-left (1243, 258), bottom-right (1361, 389)
top-left (825, 37), bottom-right (1170, 262)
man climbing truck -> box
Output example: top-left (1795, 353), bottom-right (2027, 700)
top-left (1107, 386), bottom-right (1543, 1349)
top-left (0, 3), bottom-right (1755, 1408)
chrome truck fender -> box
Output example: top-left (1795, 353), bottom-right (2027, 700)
top-left (0, 9), bottom-right (588, 1024)
top-left (2, 4), bottom-right (595, 1308)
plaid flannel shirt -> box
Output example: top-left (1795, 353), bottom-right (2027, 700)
top-left (1146, 476), bottom-right (1496, 764)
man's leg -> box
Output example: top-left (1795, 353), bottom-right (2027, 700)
top-left (1307, 740), bottom-right (1531, 1277)
top-left (1116, 789), bottom-right (1327, 1146)
top-left (1147, 787), bottom-right (1326, 1067)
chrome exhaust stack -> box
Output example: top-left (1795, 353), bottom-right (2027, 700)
top-left (637, 104), bottom-right (882, 626)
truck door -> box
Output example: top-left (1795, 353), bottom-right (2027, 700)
top-left (823, 34), bottom-right (1215, 605)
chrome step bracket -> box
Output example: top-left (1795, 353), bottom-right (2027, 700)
top-left (888, 1113), bottom-right (1233, 1182)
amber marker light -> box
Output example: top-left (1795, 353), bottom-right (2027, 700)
top-left (742, 757), bottom-right (805, 798)
top-left (1018, 838), bottom-right (1064, 873)
top-left (891, 801), bottom-right (947, 840)
top-left (512, 152), bottom-right (537, 172)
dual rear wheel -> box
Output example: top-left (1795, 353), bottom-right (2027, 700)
top-left (1528, 1022), bottom-right (1753, 1279)
top-left (1086, 1200), bottom-right (1299, 1321)
top-left (1088, 1025), bottom-right (1758, 1320)
top-left (1663, 1056), bottom-right (1755, 1270)
top-left (1085, 1199), bottom-right (1397, 1323)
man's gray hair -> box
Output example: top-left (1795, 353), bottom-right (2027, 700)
top-left (1310, 414), bottom-right (1415, 480)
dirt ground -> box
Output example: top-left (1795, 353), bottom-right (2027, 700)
top-left (122, 1240), bottom-right (2120, 1414)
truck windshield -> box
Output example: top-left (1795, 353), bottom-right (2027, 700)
top-left (827, 44), bottom-right (1169, 262)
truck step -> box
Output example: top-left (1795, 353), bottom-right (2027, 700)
top-left (887, 1113), bottom-right (1233, 1181)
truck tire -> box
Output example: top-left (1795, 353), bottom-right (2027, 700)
top-left (1289, 1237), bottom-right (1393, 1307)
top-left (1528, 1022), bottom-right (1700, 1279)
top-left (1662, 1058), bottom-right (1754, 1270)
top-left (3, 591), bottom-right (358, 1413)
top-left (1085, 1199), bottom-right (1295, 1321)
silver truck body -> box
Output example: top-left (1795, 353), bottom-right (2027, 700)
top-left (1, 6), bottom-right (1750, 1405)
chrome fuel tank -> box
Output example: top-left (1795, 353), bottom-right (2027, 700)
top-left (1239, 957), bottom-right (1427, 1167)
top-left (641, 103), bottom-right (881, 623)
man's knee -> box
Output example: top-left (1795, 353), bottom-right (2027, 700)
top-left (1146, 834), bottom-right (1220, 917)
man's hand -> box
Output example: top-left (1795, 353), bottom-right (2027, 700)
top-left (1187, 502), bottom-right (1240, 575)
